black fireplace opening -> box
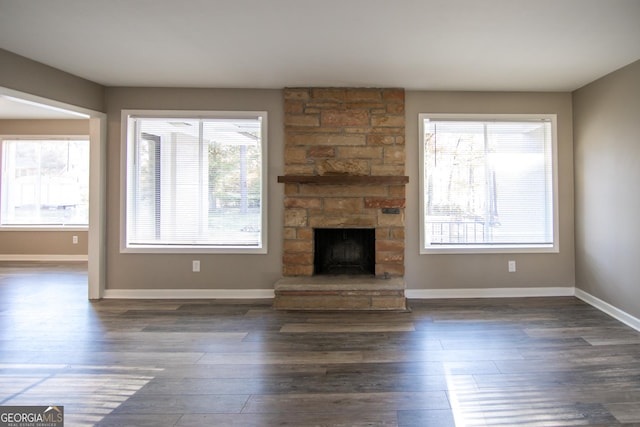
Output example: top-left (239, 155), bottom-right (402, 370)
top-left (314, 228), bottom-right (375, 275)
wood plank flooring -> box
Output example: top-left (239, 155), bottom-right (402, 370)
top-left (2, 263), bottom-right (640, 426)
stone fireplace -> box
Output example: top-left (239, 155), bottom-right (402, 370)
top-left (274, 88), bottom-right (408, 310)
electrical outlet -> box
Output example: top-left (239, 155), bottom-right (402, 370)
top-left (72, 235), bottom-right (78, 244)
top-left (508, 260), bottom-right (516, 273)
top-left (192, 260), bottom-right (200, 272)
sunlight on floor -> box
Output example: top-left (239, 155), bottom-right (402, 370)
top-left (445, 364), bottom-right (601, 426)
top-left (0, 364), bottom-right (160, 427)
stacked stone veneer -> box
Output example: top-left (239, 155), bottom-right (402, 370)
top-left (282, 87), bottom-right (406, 278)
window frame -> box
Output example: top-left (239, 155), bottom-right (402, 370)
top-left (0, 135), bottom-right (90, 231)
top-left (419, 113), bottom-right (559, 254)
top-left (120, 109), bottom-right (268, 254)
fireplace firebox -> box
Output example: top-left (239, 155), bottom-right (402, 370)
top-left (314, 228), bottom-right (375, 275)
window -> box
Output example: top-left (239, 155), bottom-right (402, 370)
top-left (1, 137), bottom-right (89, 227)
top-left (419, 114), bottom-right (558, 253)
top-left (122, 110), bottom-right (267, 253)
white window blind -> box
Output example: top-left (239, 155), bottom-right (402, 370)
top-left (124, 112), bottom-right (266, 252)
top-left (1, 138), bottom-right (89, 227)
top-left (420, 115), bottom-right (557, 253)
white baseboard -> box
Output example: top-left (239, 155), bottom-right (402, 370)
top-left (103, 289), bottom-right (275, 299)
top-left (406, 286), bottom-right (575, 299)
top-left (575, 288), bottom-right (640, 332)
top-left (0, 254), bottom-right (88, 262)
top-left (406, 286), bottom-right (640, 332)
top-left (99, 287), bottom-right (640, 332)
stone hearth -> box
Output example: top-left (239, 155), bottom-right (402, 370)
top-left (273, 276), bottom-right (406, 311)
top-left (274, 87), bottom-right (407, 311)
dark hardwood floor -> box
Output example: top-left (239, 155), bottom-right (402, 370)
top-left (2, 263), bottom-right (640, 426)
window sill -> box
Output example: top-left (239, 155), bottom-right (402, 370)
top-left (0, 226), bottom-right (88, 232)
top-left (421, 244), bottom-right (558, 255)
top-left (120, 245), bottom-right (267, 255)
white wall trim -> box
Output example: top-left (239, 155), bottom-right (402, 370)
top-left (0, 254), bottom-right (88, 262)
top-left (575, 288), bottom-right (640, 332)
top-left (406, 286), bottom-right (575, 299)
top-left (103, 289), bottom-right (275, 299)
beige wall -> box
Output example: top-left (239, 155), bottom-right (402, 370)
top-left (0, 49), bottom-right (104, 112)
top-left (0, 230), bottom-right (88, 256)
top-left (0, 49), bottom-right (103, 260)
top-left (405, 91), bottom-right (575, 290)
top-left (0, 119), bottom-right (89, 135)
top-left (0, 120), bottom-right (90, 257)
top-left (0, 48), bottom-right (581, 294)
top-left (105, 87), bottom-right (284, 290)
top-left (573, 60), bottom-right (640, 318)
top-left (104, 88), bottom-right (575, 292)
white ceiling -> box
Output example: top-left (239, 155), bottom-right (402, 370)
top-left (1, 0), bottom-right (639, 95)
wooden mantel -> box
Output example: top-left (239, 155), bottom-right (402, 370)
top-left (277, 175), bottom-right (409, 185)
